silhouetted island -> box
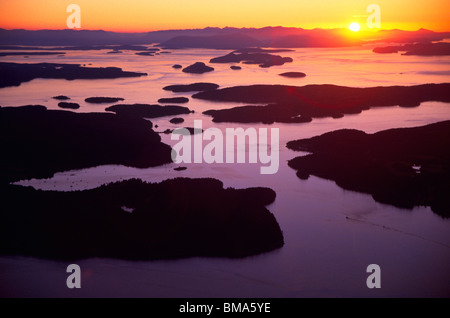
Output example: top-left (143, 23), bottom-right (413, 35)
top-left (0, 105), bottom-right (172, 183)
top-left (373, 42), bottom-right (450, 56)
top-left (0, 62), bottom-right (147, 88)
top-left (85, 97), bottom-right (125, 104)
top-left (161, 127), bottom-right (204, 135)
top-left (0, 44), bottom-right (157, 51)
top-left (174, 166), bottom-right (187, 171)
top-left (182, 62), bottom-right (214, 74)
top-left (58, 102), bottom-right (80, 109)
top-left (287, 121), bottom-right (450, 217)
top-left (0, 52), bottom-right (66, 57)
top-left (105, 104), bottom-right (192, 119)
top-left (279, 72), bottom-right (306, 78)
top-left (169, 117), bottom-right (185, 124)
top-left (158, 97), bottom-right (189, 104)
top-left (210, 49), bottom-right (293, 68)
top-left (52, 95), bottom-right (70, 100)
top-left (146, 48), bottom-right (161, 52)
top-left (0, 178), bottom-right (283, 260)
top-left (163, 82), bottom-right (219, 92)
top-left (172, 64), bottom-right (183, 69)
top-left (135, 52), bottom-right (154, 56)
top-left (194, 83), bottom-right (450, 124)
top-left (372, 46), bottom-right (400, 54)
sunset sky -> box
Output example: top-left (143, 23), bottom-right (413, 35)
top-left (0, 0), bottom-right (449, 32)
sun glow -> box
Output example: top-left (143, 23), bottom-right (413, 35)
top-left (349, 22), bottom-right (360, 32)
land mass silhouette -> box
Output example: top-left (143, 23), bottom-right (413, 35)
top-left (135, 51), bottom-right (154, 56)
top-left (210, 50), bottom-right (293, 68)
top-left (286, 121), bottom-right (450, 217)
top-left (0, 178), bottom-right (284, 260)
top-left (105, 104), bottom-right (192, 118)
top-left (158, 97), bottom-right (190, 104)
top-left (0, 62), bottom-right (147, 88)
top-left (163, 82), bottom-right (219, 92)
top-left (373, 42), bottom-right (450, 55)
top-left (1, 28), bottom-right (449, 48)
top-left (0, 44), bottom-right (158, 51)
top-left (182, 62), bottom-right (215, 74)
top-left (0, 105), bottom-right (172, 183)
top-left (57, 102), bottom-right (80, 109)
top-left (52, 95), bottom-right (71, 100)
top-left (160, 127), bottom-right (204, 135)
top-left (169, 117), bottom-right (185, 124)
top-left (0, 52), bottom-right (65, 57)
top-left (279, 72), bottom-right (306, 78)
top-left (194, 83), bottom-right (450, 124)
top-left (85, 97), bottom-right (125, 104)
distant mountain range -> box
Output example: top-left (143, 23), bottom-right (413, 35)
top-left (0, 27), bottom-right (449, 49)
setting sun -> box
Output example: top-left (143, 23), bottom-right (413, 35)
top-left (349, 22), bottom-right (360, 32)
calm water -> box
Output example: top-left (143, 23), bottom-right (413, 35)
top-left (1, 46), bottom-right (450, 297)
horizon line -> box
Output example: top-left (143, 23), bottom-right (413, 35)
top-left (1, 26), bottom-right (448, 34)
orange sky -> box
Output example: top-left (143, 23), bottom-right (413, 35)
top-left (0, 0), bottom-right (449, 32)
